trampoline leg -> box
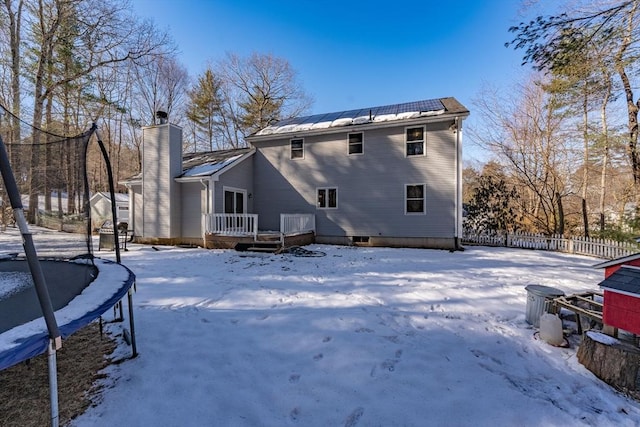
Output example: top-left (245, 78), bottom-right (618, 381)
top-left (127, 287), bottom-right (138, 358)
top-left (48, 339), bottom-right (60, 427)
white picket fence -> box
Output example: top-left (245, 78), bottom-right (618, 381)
top-left (462, 231), bottom-right (640, 259)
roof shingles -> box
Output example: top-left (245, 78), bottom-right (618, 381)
top-left (599, 266), bottom-right (640, 295)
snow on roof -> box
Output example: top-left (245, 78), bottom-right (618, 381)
top-left (100, 192), bottom-right (129, 203)
top-left (179, 148), bottom-right (252, 178)
top-left (182, 154), bottom-right (243, 177)
top-left (121, 148), bottom-right (252, 183)
top-left (253, 98), bottom-right (452, 136)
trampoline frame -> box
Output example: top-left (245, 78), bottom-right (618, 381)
top-left (0, 127), bottom-right (137, 426)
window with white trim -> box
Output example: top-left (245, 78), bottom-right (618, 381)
top-left (224, 188), bottom-right (245, 214)
top-left (405, 184), bottom-right (425, 214)
top-left (291, 138), bottom-right (304, 159)
top-left (406, 126), bottom-right (425, 156)
top-left (348, 132), bottom-right (363, 155)
top-left (317, 187), bottom-right (338, 209)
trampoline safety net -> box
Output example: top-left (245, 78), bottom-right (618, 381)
top-left (0, 127), bottom-right (96, 260)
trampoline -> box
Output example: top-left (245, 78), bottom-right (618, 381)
top-left (0, 257), bottom-right (135, 371)
top-left (0, 118), bottom-right (137, 426)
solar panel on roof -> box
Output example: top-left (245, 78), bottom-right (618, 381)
top-left (397, 99), bottom-right (444, 113)
top-left (258, 98), bottom-right (447, 135)
top-left (272, 117), bottom-right (297, 127)
top-left (417, 99), bottom-right (445, 112)
top-left (372, 104), bottom-right (397, 116)
top-left (319, 111), bottom-right (344, 122)
top-left (353, 108), bottom-right (372, 118)
top-left (397, 102), bottom-right (420, 114)
top-left (335, 109), bottom-right (361, 119)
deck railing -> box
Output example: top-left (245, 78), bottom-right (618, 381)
top-left (280, 213), bottom-right (315, 236)
top-left (205, 213), bottom-right (258, 238)
top-left (463, 231), bottom-right (640, 259)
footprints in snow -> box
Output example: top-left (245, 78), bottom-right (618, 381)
top-left (344, 407), bottom-right (364, 427)
top-left (371, 349), bottom-right (403, 377)
top-left (288, 373), bottom-right (301, 383)
top-left (312, 336), bottom-right (332, 361)
top-left (289, 406), bottom-right (365, 427)
top-left (288, 336), bottom-right (332, 386)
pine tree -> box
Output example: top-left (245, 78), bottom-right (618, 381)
top-left (186, 68), bottom-right (223, 151)
top-left (465, 163), bottom-right (519, 233)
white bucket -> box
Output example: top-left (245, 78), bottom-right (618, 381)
top-left (539, 313), bottom-right (564, 346)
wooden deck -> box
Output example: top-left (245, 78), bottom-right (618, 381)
top-left (204, 231), bottom-right (314, 251)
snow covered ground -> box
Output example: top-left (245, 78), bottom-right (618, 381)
top-left (70, 241), bottom-right (640, 426)
top-left (2, 227), bottom-right (639, 426)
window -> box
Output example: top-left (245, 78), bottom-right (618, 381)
top-left (348, 132), bottom-right (363, 155)
top-left (317, 187), bottom-right (338, 209)
top-left (406, 126), bottom-right (425, 156)
top-left (224, 188), bottom-right (245, 214)
top-left (291, 138), bottom-right (304, 159)
top-left (405, 184), bottom-right (425, 214)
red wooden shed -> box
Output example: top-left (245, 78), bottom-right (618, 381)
top-left (597, 265), bottom-right (640, 335)
top-left (593, 253), bottom-right (640, 278)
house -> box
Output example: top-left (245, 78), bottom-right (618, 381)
top-left (89, 192), bottom-right (129, 228)
top-left (121, 97), bottom-right (469, 249)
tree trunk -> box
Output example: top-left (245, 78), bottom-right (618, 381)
top-left (582, 198), bottom-right (588, 237)
top-left (582, 86), bottom-right (589, 237)
top-left (577, 331), bottom-right (640, 395)
top-left (615, 1), bottom-right (640, 185)
top-left (556, 192), bottom-right (565, 236)
top-left (4, 0), bottom-right (23, 161)
top-left (599, 75), bottom-right (612, 232)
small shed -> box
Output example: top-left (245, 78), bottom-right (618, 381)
top-left (90, 192), bottom-right (129, 226)
top-left (597, 265), bottom-right (640, 335)
top-left (593, 253), bottom-right (640, 278)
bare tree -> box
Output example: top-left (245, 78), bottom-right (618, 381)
top-left (471, 78), bottom-right (576, 234)
top-left (217, 52), bottom-right (313, 146)
top-left (134, 54), bottom-right (189, 126)
top-left (507, 0), bottom-right (640, 187)
top-left (1, 0), bottom-right (24, 154)
top-left (21, 0), bottom-right (170, 222)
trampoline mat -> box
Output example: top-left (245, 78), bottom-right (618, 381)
top-left (0, 258), bottom-right (135, 371)
top-left (0, 260), bottom-right (97, 334)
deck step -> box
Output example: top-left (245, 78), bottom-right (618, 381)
top-left (234, 242), bottom-right (281, 253)
top-left (246, 247), bottom-right (280, 253)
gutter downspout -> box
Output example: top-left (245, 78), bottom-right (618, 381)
top-left (124, 183), bottom-right (135, 240)
top-left (200, 178), bottom-right (210, 247)
top-left (454, 117), bottom-right (464, 251)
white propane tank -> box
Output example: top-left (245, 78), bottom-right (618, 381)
top-left (539, 313), bottom-right (564, 346)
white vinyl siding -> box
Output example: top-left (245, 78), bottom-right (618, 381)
top-left (252, 120), bottom-right (456, 239)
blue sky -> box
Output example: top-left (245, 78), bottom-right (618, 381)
top-left (130, 0), bottom-right (535, 162)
